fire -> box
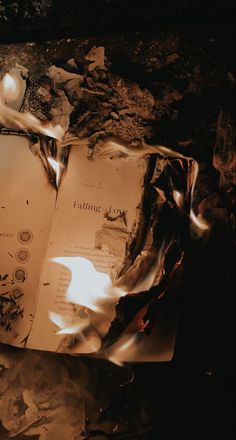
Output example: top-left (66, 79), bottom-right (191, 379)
top-left (189, 161), bottom-right (209, 231)
top-left (49, 311), bottom-right (89, 337)
top-left (48, 245), bottom-right (171, 359)
top-left (0, 102), bottom-right (64, 140)
top-left (155, 146), bottom-right (209, 231)
top-left (0, 72), bottom-right (64, 140)
top-left (190, 210), bottom-right (209, 231)
top-left (173, 190), bottom-right (183, 208)
top-left (51, 257), bottom-right (125, 313)
top-left (97, 139), bottom-right (209, 231)
top-left (48, 256), bottom-right (126, 349)
top-left (47, 157), bottom-right (63, 188)
top-left (2, 73), bottom-right (19, 102)
top-left (47, 145), bottom-right (210, 358)
top-left (1, 67), bottom-right (211, 362)
top-left (108, 335), bottom-right (137, 367)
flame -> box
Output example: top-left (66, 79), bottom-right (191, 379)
top-left (94, 139), bottom-right (209, 231)
top-left (0, 73), bottom-right (64, 140)
top-left (108, 335), bottom-right (137, 366)
top-left (190, 210), bottom-right (209, 231)
top-left (2, 74), bottom-right (19, 101)
top-left (0, 100), bottom-right (64, 140)
top-left (51, 257), bottom-right (124, 313)
top-left (96, 140), bottom-right (188, 159)
top-left (189, 161), bottom-right (209, 231)
top-left (47, 146), bottom-right (209, 354)
top-left (0, 103), bottom-right (64, 140)
top-left (48, 256), bottom-right (126, 350)
top-left (47, 157), bottom-right (63, 187)
top-left (49, 311), bottom-right (88, 337)
top-left (173, 190), bottom-right (183, 208)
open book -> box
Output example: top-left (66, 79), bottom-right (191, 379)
top-left (0, 133), bottom-right (191, 361)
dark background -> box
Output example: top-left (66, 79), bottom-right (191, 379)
top-left (0, 0), bottom-right (235, 42)
top-left (0, 1), bottom-right (235, 439)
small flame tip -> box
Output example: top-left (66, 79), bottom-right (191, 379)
top-left (190, 210), bottom-right (209, 231)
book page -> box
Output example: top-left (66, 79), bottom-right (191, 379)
top-left (0, 134), bottom-right (56, 347)
top-left (27, 145), bottom-right (147, 352)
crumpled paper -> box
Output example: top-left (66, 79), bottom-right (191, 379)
top-left (85, 47), bottom-right (106, 71)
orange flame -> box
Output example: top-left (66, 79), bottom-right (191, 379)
top-left (49, 310), bottom-right (89, 337)
top-left (0, 73), bottom-right (64, 140)
top-left (1, 68), bottom-right (211, 362)
top-left (2, 73), bottom-right (19, 102)
top-left (47, 157), bottom-right (63, 188)
top-left (173, 190), bottom-right (183, 208)
top-left (47, 146), bottom-right (209, 356)
top-left (51, 256), bottom-right (125, 313)
top-left (0, 102), bottom-right (64, 139)
top-left (108, 335), bottom-right (138, 366)
top-left (190, 210), bottom-right (209, 231)
top-left (48, 257), bottom-right (127, 349)
top-left (189, 161), bottom-right (209, 231)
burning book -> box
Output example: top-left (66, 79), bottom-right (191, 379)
top-left (0, 50), bottom-right (209, 363)
top-left (0, 130), bottom-right (201, 362)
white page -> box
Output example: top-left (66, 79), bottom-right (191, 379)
top-left (0, 134), bottom-right (56, 347)
top-left (28, 145), bottom-right (147, 352)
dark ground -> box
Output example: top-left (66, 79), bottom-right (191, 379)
top-left (0, 1), bottom-right (235, 439)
